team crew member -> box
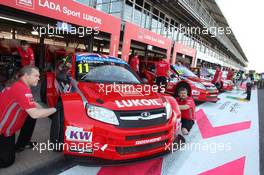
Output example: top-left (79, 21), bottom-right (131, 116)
top-left (130, 53), bottom-right (140, 74)
top-left (244, 74), bottom-right (253, 101)
top-left (256, 74), bottom-right (261, 89)
top-left (212, 65), bottom-right (222, 90)
top-left (227, 68), bottom-right (234, 81)
top-left (261, 73), bottom-right (264, 89)
top-left (176, 87), bottom-right (196, 135)
top-left (13, 41), bottom-right (38, 152)
top-left (235, 70), bottom-right (244, 90)
top-left (155, 59), bottom-right (170, 89)
top-left (15, 40), bottom-right (35, 67)
top-left (56, 56), bottom-right (73, 93)
top-left (0, 66), bottom-right (56, 168)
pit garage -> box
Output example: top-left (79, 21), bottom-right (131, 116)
top-left (0, 1), bottom-right (121, 87)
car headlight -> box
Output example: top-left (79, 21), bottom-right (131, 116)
top-left (165, 102), bottom-right (172, 120)
top-left (192, 82), bottom-right (206, 90)
top-left (87, 105), bottom-right (119, 125)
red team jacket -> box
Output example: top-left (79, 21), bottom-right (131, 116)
top-left (176, 97), bottom-right (196, 120)
top-left (17, 47), bottom-right (35, 67)
top-left (226, 70), bottom-right (234, 80)
top-left (130, 56), bottom-right (140, 73)
top-left (212, 67), bottom-right (222, 84)
top-left (156, 60), bottom-right (170, 77)
top-left (0, 80), bottom-right (36, 137)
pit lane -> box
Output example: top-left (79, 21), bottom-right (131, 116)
top-left (0, 89), bottom-right (261, 175)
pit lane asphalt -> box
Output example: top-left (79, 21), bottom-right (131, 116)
top-left (22, 90), bottom-right (264, 175)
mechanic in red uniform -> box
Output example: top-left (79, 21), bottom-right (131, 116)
top-left (130, 52), bottom-right (140, 74)
top-left (0, 66), bottom-right (56, 168)
top-left (16, 40), bottom-right (35, 67)
top-left (176, 87), bottom-right (196, 135)
top-left (155, 59), bottom-right (170, 90)
top-left (13, 40), bottom-right (38, 152)
top-left (212, 64), bottom-right (223, 90)
top-left (227, 68), bottom-right (234, 81)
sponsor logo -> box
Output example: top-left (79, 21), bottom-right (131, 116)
top-left (69, 147), bottom-right (93, 154)
top-left (115, 99), bottom-right (162, 108)
top-left (16, 0), bottom-right (34, 9)
top-left (141, 112), bottom-right (151, 118)
top-left (25, 93), bottom-right (35, 105)
top-left (192, 90), bottom-right (200, 95)
top-left (135, 137), bottom-right (162, 145)
top-left (65, 126), bottom-right (92, 142)
top-left (38, 0), bottom-right (61, 12)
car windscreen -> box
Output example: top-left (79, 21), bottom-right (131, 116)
top-left (75, 56), bottom-right (141, 84)
top-left (207, 68), bottom-right (216, 75)
top-left (172, 65), bottom-right (198, 77)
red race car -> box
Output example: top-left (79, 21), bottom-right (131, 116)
top-left (196, 68), bottom-right (234, 92)
top-left (42, 53), bottom-right (181, 162)
top-left (142, 61), bottom-right (219, 102)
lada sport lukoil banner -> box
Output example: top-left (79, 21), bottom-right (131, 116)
top-left (122, 22), bottom-right (173, 62)
top-left (0, 0), bottom-right (121, 56)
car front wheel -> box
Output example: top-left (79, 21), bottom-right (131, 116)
top-left (50, 100), bottom-right (64, 152)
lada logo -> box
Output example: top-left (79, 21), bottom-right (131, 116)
top-left (141, 112), bottom-right (151, 118)
top-left (17, 0), bottom-right (34, 9)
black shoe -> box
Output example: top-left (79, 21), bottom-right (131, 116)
top-left (15, 141), bottom-right (37, 153)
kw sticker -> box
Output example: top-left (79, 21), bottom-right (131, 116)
top-left (65, 126), bottom-right (92, 142)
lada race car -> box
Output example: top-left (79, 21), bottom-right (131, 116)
top-left (42, 53), bottom-right (182, 162)
top-left (142, 61), bottom-right (219, 102)
top-left (192, 67), bottom-right (234, 92)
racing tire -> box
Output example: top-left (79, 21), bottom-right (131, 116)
top-left (40, 76), bottom-right (47, 103)
top-left (172, 134), bottom-right (186, 151)
top-left (50, 100), bottom-right (64, 152)
top-left (215, 82), bottom-right (223, 92)
top-left (175, 84), bottom-right (191, 97)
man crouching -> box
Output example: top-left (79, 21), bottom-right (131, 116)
top-left (176, 87), bottom-right (196, 135)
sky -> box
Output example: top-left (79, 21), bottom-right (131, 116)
top-left (216, 0), bottom-right (264, 73)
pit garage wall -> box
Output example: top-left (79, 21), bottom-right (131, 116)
top-left (0, 0), bottom-right (121, 57)
top-left (122, 22), bottom-right (172, 62)
top-left (172, 42), bottom-right (196, 66)
top-left (196, 50), bottom-right (223, 66)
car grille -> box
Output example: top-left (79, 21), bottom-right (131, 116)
top-left (116, 140), bottom-right (168, 155)
top-left (114, 108), bottom-right (167, 129)
top-left (126, 131), bottom-right (169, 141)
top-left (205, 86), bottom-right (217, 93)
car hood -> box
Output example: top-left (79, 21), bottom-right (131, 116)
top-left (77, 82), bottom-right (166, 111)
top-left (200, 80), bottom-right (215, 87)
top-left (182, 76), bottom-right (215, 87)
top-left (181, 76), bottom-right (201, 83)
